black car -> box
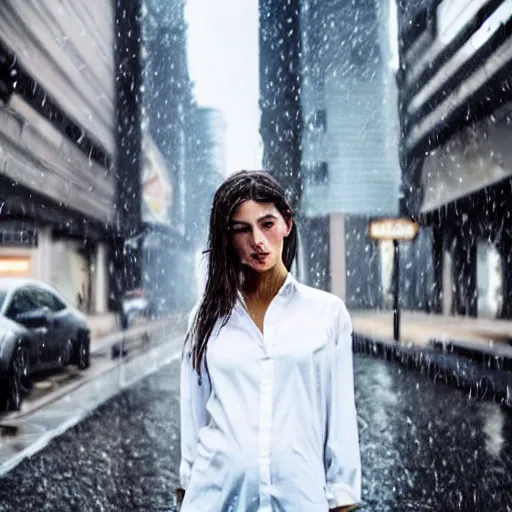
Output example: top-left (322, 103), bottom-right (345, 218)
top-left (0, 278), bottom-right (91, 412)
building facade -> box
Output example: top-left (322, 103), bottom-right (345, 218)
top-left (186, 107), bottom-right (227, 299)
top-left (0, 0), bottom-right (211, 318)
top-left (140, 0), bottom-right (198, 314)
top-left (396, 0), bottom-right (512, 318)
top-left (0, 1), bottom-right (118, 314)
top-left (186, 107), bottom-right (227, 250)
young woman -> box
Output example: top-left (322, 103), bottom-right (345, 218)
top-left (178, 170), bottom-right (361, 511)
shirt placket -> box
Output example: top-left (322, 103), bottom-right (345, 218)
top-left (258, 298), bottom-right (278, 512)
top-left (238, 279), bottom-right (292, 511)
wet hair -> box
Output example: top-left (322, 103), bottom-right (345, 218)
top-left (186, 170), bottom-right (297, 378)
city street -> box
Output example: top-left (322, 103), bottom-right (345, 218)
top-left (0, 353), bottom-right (511, 511)
top-left (0, 0), bottom-right (511, 510)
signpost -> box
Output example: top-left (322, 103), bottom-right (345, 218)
top-left (369, 218), bottom-right (419, 342)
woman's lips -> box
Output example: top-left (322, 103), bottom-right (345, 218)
top-left (251, 252), bottom-right (269, 262)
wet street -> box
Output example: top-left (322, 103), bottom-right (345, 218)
top-left (0, 355), bottom-right (511, 512)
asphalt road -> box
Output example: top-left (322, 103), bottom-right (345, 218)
top-left (0, 355), bottom-right (511, 511)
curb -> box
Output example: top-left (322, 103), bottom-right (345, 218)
top-left (429, 338), bottom-right (512, 372)
top-left (352, 333), bottom-right (512, 409)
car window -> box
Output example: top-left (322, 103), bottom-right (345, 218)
top-left (31, 287), bottom-right (66, 312)
top-left (6, 288), bottom-right (38, 319)
top-left (0, 290), bottom-right (7, 311)
top-left (45, 290), bottom-right (67, 312)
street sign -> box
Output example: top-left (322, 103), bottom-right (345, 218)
top-left (368, 218), bottom-right (419, 242)
top-left (368, 218), bottom-right (420, 342)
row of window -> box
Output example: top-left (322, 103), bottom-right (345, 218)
top-left (304, 162), bottom-right (329, 186)
top-left (0, 229), bottom-right (38, 246)
top-left (304, 109), bottom-right (328, 185)
top-left (306, 109), bottom-right (327, 132)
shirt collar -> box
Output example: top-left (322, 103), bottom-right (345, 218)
top-left (236, 272), bottom-right (297, 310)
top-left (280, 272), bottom-right (297, 296)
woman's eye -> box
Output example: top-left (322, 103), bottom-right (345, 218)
top-left (232, 226), bottom-right (249, 233)
top-left (262, 222), bottom-right (274, 229)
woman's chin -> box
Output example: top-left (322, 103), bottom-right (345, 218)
top-left (247, 260), bottom-right (275, 273)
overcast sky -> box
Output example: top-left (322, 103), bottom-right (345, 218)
top-left (185, 0), bottom-right (262, 176)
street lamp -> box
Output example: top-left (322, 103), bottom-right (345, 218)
top-left (369, 217), bottom-right (419, 341)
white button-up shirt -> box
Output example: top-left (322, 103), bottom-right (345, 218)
top-left (179, 273), bottom-right (361, 511)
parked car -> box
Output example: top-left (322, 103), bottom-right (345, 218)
top-left (0, 278), bottom-right (91, 412)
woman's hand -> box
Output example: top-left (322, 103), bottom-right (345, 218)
top-left (175, 488), bottom-right (185, 509)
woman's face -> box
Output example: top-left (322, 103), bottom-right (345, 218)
top-left (230, 200), bottom-right (292, 273)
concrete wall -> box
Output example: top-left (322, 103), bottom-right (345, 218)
top-left (0, 228), bottom-right (109, 315)
top-left (93, 243), bottom-right (108, 315)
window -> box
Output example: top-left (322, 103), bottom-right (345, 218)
top-left (47, 292), bottom-right (66, 312)
top-left (314, 109), bottom-right (327, 131)
top-left (6, 289), bottom-right (38, 319)
top-left (310, 162), bottom-right (329, 185)
top-left (0, 290), bottom-right (7, 310)
top-left (307, 109), bottom-right (327, 132)
top-left (30, 287), bottom-right (66, 312)
top-left (0, 229), bottom-right (38, 246)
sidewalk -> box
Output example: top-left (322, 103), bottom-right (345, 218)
top-left (350, 309), bottom-right (512, 407)
top-left (86, 313), bottom-right (118, 341)
top-left (351, 309), bottom-right (512, 360)
top-left (85, 312), bottom-right (188, 354)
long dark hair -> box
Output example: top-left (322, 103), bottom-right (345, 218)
top-left (186, 170), bottom-right (297, 378)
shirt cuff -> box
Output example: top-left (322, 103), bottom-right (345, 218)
top-left (325, 482), bottom-right (360, 509)
top-left (179, 459), bottom-right (192, 490)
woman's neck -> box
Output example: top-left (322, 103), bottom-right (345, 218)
top-left (243, 262), bottom-right (288, 302)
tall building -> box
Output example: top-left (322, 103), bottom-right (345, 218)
top-left (114, 0), bottom-right (146, 301)
top-left (185, 107), bottom-right (227, 299)
top-left (300, 0), bottom-right (400, 217)
top-left (140, 0), bottom-right (197, 313)
top-left (260, 0), bottom-right (400, 307)
top-left (186, 107), bottom-right (227, 250)
top-left (259, 0), bottom-right (303, 210)
top-left (396, 0), bottom-right (512, 318)
top-left (143, 0), bottom-right (189, 233)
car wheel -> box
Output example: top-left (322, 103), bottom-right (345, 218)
top-left (9, 346), bottom-right (29, 411)
top-left (61, 339), bottom-right (73, 367)
top-left (0, 385), bottom-right (8, 412)
top-left (77, 332), bottom-right (90, 370)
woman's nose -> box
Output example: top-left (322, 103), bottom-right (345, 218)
top-left (252, 228), bottom-right (265, 248)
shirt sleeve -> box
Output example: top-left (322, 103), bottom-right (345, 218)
top-left (324, 301), bottom-right (362, 508)
top-left (179, 307), bottom-right (211, 490)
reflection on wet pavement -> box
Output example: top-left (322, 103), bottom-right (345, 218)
top-left (0, 356), bottom-right (511, 511)
top-left (358, 360), bottom-right (512, 511)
